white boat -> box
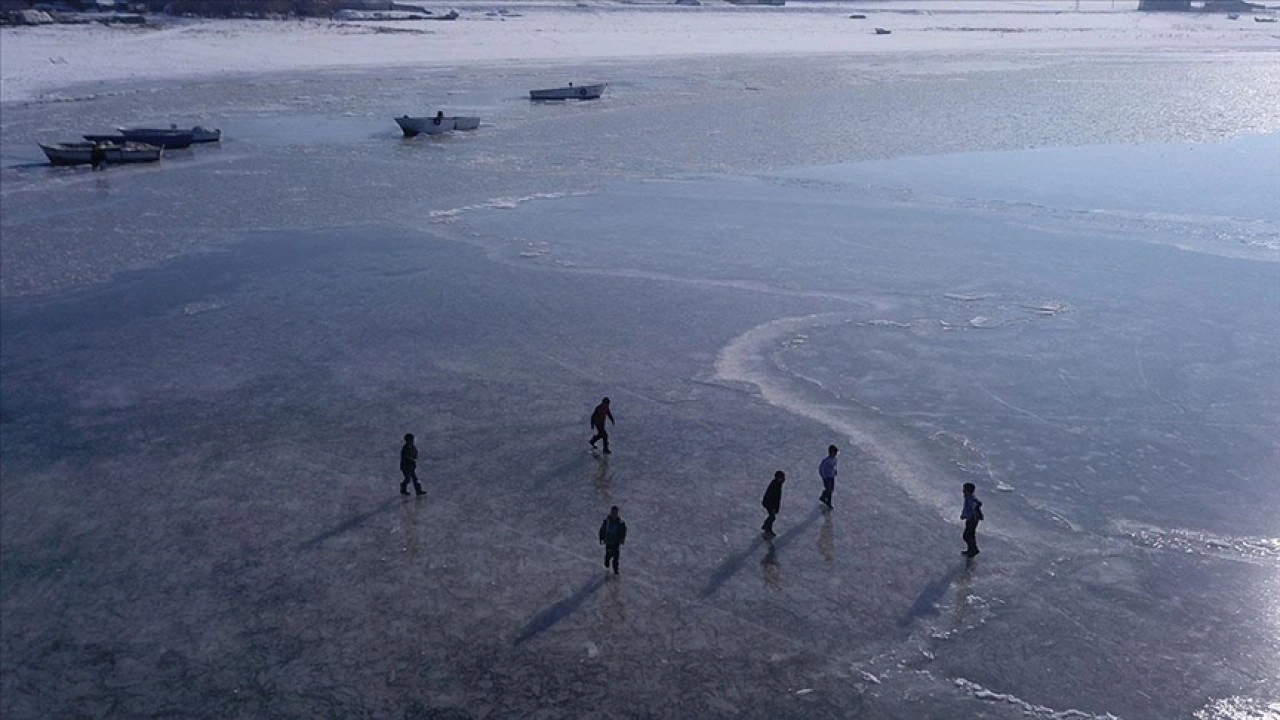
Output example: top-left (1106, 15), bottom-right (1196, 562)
top-left (529, 83), bottom-right (605, 101)
top-left (190, 126), bottom-right (222, 143)
top-left (40, 141), bottom-right (161, 166)
top-left (396, 113), bottom-right (481, 136)
top-left (396, 114), bottom-right (455, 136)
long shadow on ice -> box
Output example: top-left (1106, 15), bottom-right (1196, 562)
top-left (513, 575), bottom-right (607, 647)
top-left (699, 506), bottom-right (824, 598)
top-left (897, 561), bottom-right (972, 628)
top-left (298, 497), bottom-right (400, 550)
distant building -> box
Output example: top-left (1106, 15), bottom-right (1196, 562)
top-left (335, 0), bottom-right (392, 9)
top-left (1138, 0), bottom-right (1263, 10)
top-left (1203, 0), bottom-right (1262, 12)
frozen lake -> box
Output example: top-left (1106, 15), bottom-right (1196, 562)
top-left (1, 51), bottom-right (1278, 719)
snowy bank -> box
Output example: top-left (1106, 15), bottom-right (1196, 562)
top-left (3, 0), bottom-right (1277, 102)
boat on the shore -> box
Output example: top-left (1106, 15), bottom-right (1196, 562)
top-left (84, 128), bottom-right (193, 149)
top-left (118, 125), bottom-right (222, 144)
top-left (529, 83), bottom-right (605, 101)
top-left (395, 113), bottom-right (481, 136)
top-left (39, 141), bottom-right (162, 166)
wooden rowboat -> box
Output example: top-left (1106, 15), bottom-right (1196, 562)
top-left (40, 141), bottom-right (162, 166)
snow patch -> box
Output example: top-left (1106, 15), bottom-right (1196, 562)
top-left (428, 192), bottom-right (581, 222)
top-left (1193, 697), bottom-right (1280, 720)
top-left (954, 678), bottom-right (1123, 719)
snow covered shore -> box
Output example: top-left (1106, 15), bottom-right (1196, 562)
top-left (2, 0), bottom-right (1276, 103)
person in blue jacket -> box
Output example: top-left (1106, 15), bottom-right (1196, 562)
top-left (818, 445), bottom-right (838, 509)
top-left (599, 505), bottom-right (627, 574)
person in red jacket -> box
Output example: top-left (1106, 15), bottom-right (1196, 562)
top-left (589, 397), bottom-right (615, 454)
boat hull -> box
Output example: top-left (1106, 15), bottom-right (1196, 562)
top-left (85, 130), bottom-right (193, 149)
top-left (189, 126), bottom-right (222, 143)
top-left (40, 142), bottom-right (162, 166)
top-left (120, 126), bottom-right (222, 143)
top-left (529, 83), bottom-right (605, 101)
top-left (396, 115), bottom-right (456, 136)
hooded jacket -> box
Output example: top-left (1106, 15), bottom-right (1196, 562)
top-left (599, 515), bottom-right (627, 545)
top-left (761, 477), bottom-right (785, 513)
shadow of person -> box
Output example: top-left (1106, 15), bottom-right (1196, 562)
top-left (513, 575), bottom-right (607, 646)
top-left (761, 539), bottom-right (782, 592)
top-left (600, 574), bottom-right (627, 630)
top-left (399, 497), bottom-right (421, 558)
top-left (298, 497), bottom-right (400, 551)
top-left (700, 535), bottom-right (765, 598)
top-left (817, 510), bottom-right (834, 565)
top-left (952, 560), bottom-right (976, 626)
top-left (593, 454), bottom-right (612, 503)
top-left (897, 562), bottom-right (969, 628)
top-left (700, 506), bottom-right (823, 598)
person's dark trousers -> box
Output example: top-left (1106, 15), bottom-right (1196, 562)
top-left (604, 543), bottom-right (621, 573)
top-left (963, 519), bottom-right (980, 555)
top-left (401, 468), bottom-right (424, 495)
top-left (590, 425), bottom-right (610, 453)
top-left (762, 511), bottom-right (777, 534)
top-left (820, 477), bottom-right (835, 507)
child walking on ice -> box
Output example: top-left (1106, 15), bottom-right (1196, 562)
top-left (961, 482), bottom-right (983, 557)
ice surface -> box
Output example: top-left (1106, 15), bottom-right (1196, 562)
top-left (4, 1), bottom-right (1279, 102)
top-left (2, 49), bottom-right (1279, 719)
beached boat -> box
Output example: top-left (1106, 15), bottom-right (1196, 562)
top-left (118, 125), bottom-right (222, 143)
top-left (529, 83), bottom-right (605, 101)
top-left (40, 141), bottom-right (162, 166)
top-left (874, 27), bottom-right (892, 34)
top-left (84, 128), bottom-right (193, 149)
top-left (1255, 15), bottom-right (1276, 22)
top-left (189, 126), bottom-right (222, 143)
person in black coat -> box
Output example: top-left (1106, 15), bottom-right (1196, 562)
top-left (589, 397), bottom-right (615, 454)
top-left (400, 433), bottom-right (425, 496)
top-left (761, 471), bottom-right (786, 536)
top-left (90, 141), bottom-right (108, 171)
top-left (598, 505), bottom-right (627, 574)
